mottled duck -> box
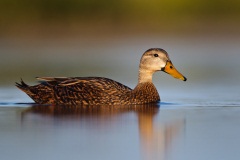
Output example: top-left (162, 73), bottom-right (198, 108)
top-left (16, 48), bottom-right (187, 105)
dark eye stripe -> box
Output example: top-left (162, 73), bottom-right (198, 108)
top-left (154, 54), bottom-right (158, 57)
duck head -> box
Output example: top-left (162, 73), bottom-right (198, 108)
top-left (138, 48), bottom-right (187, 83)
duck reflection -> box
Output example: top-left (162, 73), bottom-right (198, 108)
top-left (138, 107), bottom-right (184, 160)
top-left (21, 103), bottom-right (184, 160)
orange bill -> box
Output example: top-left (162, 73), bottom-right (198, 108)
top-left (163, 61), bottom-right (187, 81)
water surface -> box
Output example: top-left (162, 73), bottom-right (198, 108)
top-left (1, 88), bottom-right (240, 160)
top-left (1, 36), bottom-right (240, 160)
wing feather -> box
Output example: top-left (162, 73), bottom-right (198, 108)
top-left (52, 77), bottom-right (131, 105)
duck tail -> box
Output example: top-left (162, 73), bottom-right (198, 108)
top-left (15, 79), bottom-right (30, 92)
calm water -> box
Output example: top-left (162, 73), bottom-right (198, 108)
top-left (1, 36), bottom-right (240, 160)
top-left (1, 86), bottom-right (240, 160)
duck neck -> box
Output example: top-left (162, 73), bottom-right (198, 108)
top-left (138, 68), bottom-right (154, 84)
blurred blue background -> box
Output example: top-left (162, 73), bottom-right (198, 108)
top-left (1, 1), bottom-right (240, 160)
top-left (0, 0), bottom-right (239, 102)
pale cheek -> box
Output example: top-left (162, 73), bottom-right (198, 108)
top-left (149, 60), bottom-right (164, 70)
top-left (156, 61), bottom-right (166, 68)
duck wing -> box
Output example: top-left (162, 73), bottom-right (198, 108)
top-left (36, 77), bottom-right (132, 105)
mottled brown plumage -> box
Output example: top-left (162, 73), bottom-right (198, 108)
top-left (16, 48), bottom-right (187, 105)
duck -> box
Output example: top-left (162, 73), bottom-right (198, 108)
top-left (16, 48), bottom-right (187, 105)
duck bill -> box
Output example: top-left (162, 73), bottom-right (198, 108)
top-left (163, 61), bottom-right (187, 81)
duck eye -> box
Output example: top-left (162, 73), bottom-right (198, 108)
top-left (154, 54), bottom-right (158, 57)
top-left (170, 66), bottom-right (173, 69)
